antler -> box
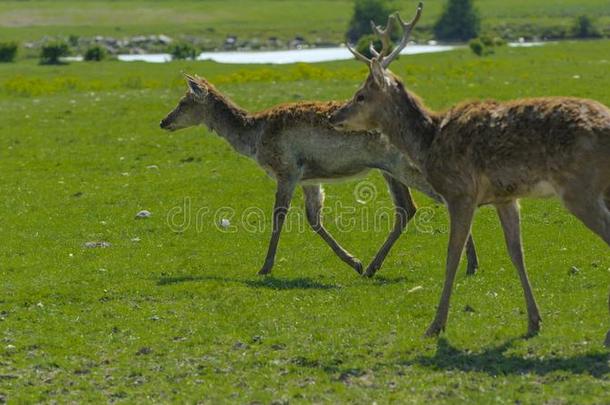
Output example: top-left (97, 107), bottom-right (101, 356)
top-left (346, 42), bottom-right (371, 64)
top-left (346, 13), bottom-right (396, 63)
top-left (369, 14), bottom-right (396, 58)
top-left (379, 2), bottom-right (423, 69)
top-left (346, 2), bottom-right (423, 68)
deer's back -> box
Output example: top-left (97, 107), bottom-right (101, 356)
top-left (252, 101), bottom-right (408, 181)
top-left (427, 97), bottom-right (610, 201)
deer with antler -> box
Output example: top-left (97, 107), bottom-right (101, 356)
top-left (330, 3), bottom-right (610, 345)
top-left (160, 73), bottom-right (480, 277)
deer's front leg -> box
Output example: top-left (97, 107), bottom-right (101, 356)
top-left (258, 179), bottom-right (297, 275)
top-left (425, 198), bottom-right (476, 337)
top-left (495, 200), bottom-right (541, 337)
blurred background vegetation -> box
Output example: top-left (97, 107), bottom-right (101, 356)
top-left (0, 0), bottom-right (608, 63)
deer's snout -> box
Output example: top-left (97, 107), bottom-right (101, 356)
top-left (159, 118), bottom-right (172, 130)
top-left (328, 111), bottom-right (347, 130)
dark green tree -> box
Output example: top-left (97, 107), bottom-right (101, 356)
top-left (346, 0), bottom-right (394, 43)
top-left (0, 42), bottom-right (18, 63)
top-left (572, 15), bottom-right (601, 38)
top-left (434, 0), bottom-right (480, 41)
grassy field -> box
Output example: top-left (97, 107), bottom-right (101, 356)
top-left (0, 0), bottom-right (609, 44)
top-left (1, 40), bottom-right (609, 402)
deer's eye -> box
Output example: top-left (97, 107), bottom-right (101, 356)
top-left (356, 94), bottom-right (365, 102)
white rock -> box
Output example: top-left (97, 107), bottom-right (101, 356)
top-left (84, 241), bottom-right (112, 248)
top-left (135, 210), bottom-right (152, 219)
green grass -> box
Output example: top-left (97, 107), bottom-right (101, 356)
top-left (0, 0), bottom-right (609, 44)
top-left (1, 40), bottom-right (609, 403)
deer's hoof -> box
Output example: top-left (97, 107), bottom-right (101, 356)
top-left (353, 260), bottom-right (364, 275)
top-left (466, 262), bottom-right (478, 276)
top-left (525, 317), bottom-right (542, 338)
top-left (363, 262), bottom-right (380, 278)
top-left (424, 322), bottom-right (444, 338)
top-left (258, 266), bottom-right (272, 276)
top-left (363, 268), bottom-right (377, 278)
top-left (604, 331), bottom-right (610, 348)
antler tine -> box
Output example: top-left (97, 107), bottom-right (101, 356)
top-left (369, 14), bottom-right (395, 57)
top-left (346, 42), bottom-right (371, 64)
top-left (380, 2), bottom-right (423, 69)
top-left (369, 42), bottom-right (381, 58)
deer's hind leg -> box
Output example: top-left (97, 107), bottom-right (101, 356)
top-left (561, 182), bottom-right (610, 347)
top-left (363, 174), bottom-right (416, 277)
top-left (561, 185), bottom-right (610, 246)
top-left (606, 292), bottom-right (610, 348)
top-left (303, 185), bottom-right (363, 274)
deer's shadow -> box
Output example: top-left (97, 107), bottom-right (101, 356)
top-left (404, 337), bottom-right (610, 378)
top-left (157, 274), bottom-right (340, 290)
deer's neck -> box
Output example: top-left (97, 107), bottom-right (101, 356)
top-left (380, 85), bottom-right (437, 168)
top-left (200, 92), bottom-right (257, 157)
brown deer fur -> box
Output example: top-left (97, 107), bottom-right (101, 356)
top-left (330, 58), bottom-right (610, 345)
top-left (160, 74), bottom-right (480, 277)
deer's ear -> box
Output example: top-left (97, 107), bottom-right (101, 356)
top-left (184, 74), bottom-right (207, 98)
top-left (370, 58), bottom-right (387, 89)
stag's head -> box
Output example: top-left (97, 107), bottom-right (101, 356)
top-left (330, 2), bottom-right (423, 132)
top-left (160, 74), bottom-right (209, 131)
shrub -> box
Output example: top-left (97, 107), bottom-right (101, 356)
top-left (469, 38), bottom-right (484, 56)
top-left (469, 35), bottom-right (504, 56)
top-left (68, 34), bottom-right (80, 47)
top-left (0, 41), bottom-right (18, 63)
top-left (40, 41), bottom-right (70, 65)
top-left (169, 42), bottom-right (198, 60)
top-left (479, 35), bottom-right (494, 47)
top-left (492, 36), bottom-right (506, 47)
top-left (84, 45), bottom-right (106, 61)
top-left (346, 0), bottom-right (394, 43)
top-left (572, 15), bottom-right (601, 38)
top-left (355, 34), bottom-right (394, 59)
top-left (434, 0), bottom-right (480, 42)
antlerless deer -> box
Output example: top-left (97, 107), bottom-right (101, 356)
top-left (160, 74), bottom-right (480, 277)
top-left (330, 3), bottom-right (610, 345)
